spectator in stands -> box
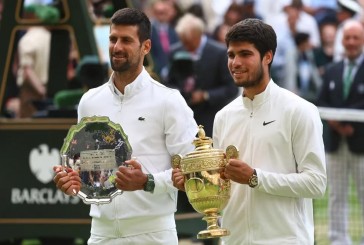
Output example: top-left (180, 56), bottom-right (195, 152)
top-left (254, 0), bottom-right (287, 22)
top-left (313, 21), bottom-right (338, 76)
top-left (301, 0), bottom-right (338, 25)
top-left (240, 0), bottom-right (262, 20)
top-left (267, 0), bottom-right (321, 88)
top-left (317, 19), bottom-right (364, 245)
top-left (175, 0), bottom-right (240, 35)
top-left (16, 4), bottom-right (60, 117)
top-left (212, 2), bottom-right (244, 44)
top-left (333, 0), bottom-right (363, 61)
top-left (166, 13), bottom-right (238, 137)
top-left (284, 32), bottom-right (322, 103)
top-left (149, 0), bottom-right (180, 82)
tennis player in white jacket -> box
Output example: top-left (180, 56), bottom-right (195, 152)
top-left (54, 8), bottom-right (198, 245)
top-left (173, 18), bottom-right (327, 245)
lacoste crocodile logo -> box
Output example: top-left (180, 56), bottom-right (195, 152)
top-left (263, 120), bottom-right (275, 126)
top-left (138, 117), bottom-right (145, 121)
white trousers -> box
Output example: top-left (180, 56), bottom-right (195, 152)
top-left (88, 229), bottom-right (178, 245)
top-left (327, 139), bottom-right (364, 245)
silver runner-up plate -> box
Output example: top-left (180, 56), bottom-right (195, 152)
top-left (60, 116), bottom-right (132, 205)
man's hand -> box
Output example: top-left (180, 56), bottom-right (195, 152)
top-left (115, 159), bottom-right (147, 191)
top-left (328, 120), bottom-right (354, 137)
top-left (53, 165), bottom-right (81, 195)
top-left (190, 90), bottom-right (207, 105)
top-left (222, 159), bottom-right (254, 185)
top-left (172, 168), bottom-right (185, 191)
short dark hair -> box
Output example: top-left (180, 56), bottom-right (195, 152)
top-left (110, 8), bottom-right (151, 43)
top-left (294, 32), bottom-right (310, 46)
top-left (225, 18), bottom-right (277, 60)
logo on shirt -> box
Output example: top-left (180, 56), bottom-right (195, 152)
top-left (138, 117), bottom-right (145, 121)
top-left (263, 120), bottom-right (275, 126)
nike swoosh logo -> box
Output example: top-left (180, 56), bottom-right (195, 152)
top-left (263, 120), bottom-right (275, 126)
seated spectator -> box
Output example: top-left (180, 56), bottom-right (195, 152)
top-left (16, 4), bottom-right (60, 118)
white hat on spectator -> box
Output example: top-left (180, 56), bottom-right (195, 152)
top-left (337, 0), bottom-right (362, 15)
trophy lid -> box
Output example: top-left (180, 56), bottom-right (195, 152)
top-left (193, 125), bottom-right (213, 151)
top-left (187, 125), bottom-right (224, 157)
top-left (172, 125), bottom-right (239, 173)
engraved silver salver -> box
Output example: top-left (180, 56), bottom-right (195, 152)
top-left (60, 116), bottom-right (132, 205)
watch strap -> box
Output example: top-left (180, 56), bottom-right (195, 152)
top-left (143, 174), bottom-right (155, 193)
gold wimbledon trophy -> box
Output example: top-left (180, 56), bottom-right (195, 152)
top-left (172, 125), bottom-right (238, 239)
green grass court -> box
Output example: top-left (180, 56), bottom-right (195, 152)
top-left (314, 180), bottom-right (363, 245)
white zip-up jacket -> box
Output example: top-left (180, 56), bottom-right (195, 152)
top-left (213, 80), bottom-right (327, 245)
top-left (77, 68), bottom-right (198, 238)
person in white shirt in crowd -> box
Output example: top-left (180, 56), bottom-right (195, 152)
top-left (266, 0), bottom-right (321, 88)
top-left (16, 4), bottom-right (59, 118)
top-left (175, 0), bottom-right (248, 35)
top-left (254, 0), bottom-right (287, 22)
top-left (333, 0), bottom-right (363, 61)
top-left (284, 32), bottom-right (323, 103)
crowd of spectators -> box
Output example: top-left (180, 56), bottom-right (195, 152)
top-left (3, 0), bottom-right (364, 119)
top-left (142, 0), bottom-right (363, 107)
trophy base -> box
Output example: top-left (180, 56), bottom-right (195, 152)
top-left (197, 228), bottom-right (230, 239)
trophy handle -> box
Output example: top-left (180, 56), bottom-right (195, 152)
top-left (225, 145), bottom-right (239, 161)
top-left (61, 154), bottom-right (74, 171)
top-left (186, 177), bottom-right (205, 193)
top-left (61, 154), bottom-right (68, 168)
top-left (171, 154), bottom-right (183, 168)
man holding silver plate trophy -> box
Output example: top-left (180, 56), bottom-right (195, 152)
top-left (53, 8), bottom-right (198, 245)
top-left (172, 19), bottom-right (327, 245)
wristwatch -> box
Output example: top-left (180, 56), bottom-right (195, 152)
top-left (144, 174), bottom-right (155, 193)
top-left (248, 169), bottom-right (258, 188)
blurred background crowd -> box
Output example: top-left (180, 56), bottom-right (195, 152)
top-left (2, 0), bottom-right (364, 127)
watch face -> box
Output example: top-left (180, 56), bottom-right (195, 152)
top-left (251, 176), bottom-right (258, 185)
top-left (249, 175), bottom-right (258, 188)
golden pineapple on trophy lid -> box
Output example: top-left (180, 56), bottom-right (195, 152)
top-left (172, 125), bottom-right (239, 239)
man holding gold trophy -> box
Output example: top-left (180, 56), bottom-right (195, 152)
top-left (173, 18), bottom-right (327, 245)
top-left (53, 8), bottom-right (198, 245)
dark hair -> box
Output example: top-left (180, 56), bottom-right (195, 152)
top-left (294, 32), bottom-right (310, 46)
top-left (290, 0), bottom-right (303, 9)
top-left (225, 18), bottom-right (277, 60)
top-left (110, 8), bottom-right (151, 43)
